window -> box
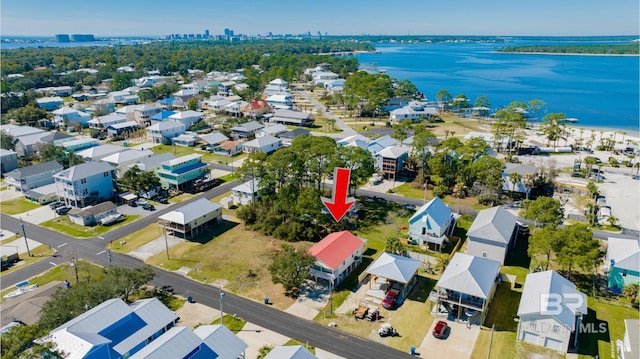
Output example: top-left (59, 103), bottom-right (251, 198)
top-left (104, 172), bottom-right (109, 177)
top-left (422, 227), bottom-right (426, 235)
top-left (83, 188), bottom-right (88, 195)
top-left (81, 178), bottom-right (86, 184)
top-left (622, 270), bottom-right (627, 277)
top-left (482, 252), bottom-right (487, 258)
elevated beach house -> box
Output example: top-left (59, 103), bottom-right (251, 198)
top-left (4, 160), bottom-right (63, 192)
top-left (54, 162), bottom-right (116, 208)
top-left (158, 198), bottom-right (222, 240)
top-left (308, 231), bottom-right (366, 287)
top-left (408, 196), bottom-right (455, 250)
top-left (156, 154), bottom-right (208, 191)
top-left (606, 237), bottom-right (640, 291)
top-left (465, 206), bottom-right (517, 264)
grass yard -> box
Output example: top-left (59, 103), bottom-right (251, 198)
top-left (109, 223), bottom-right (164, 253)
top-left (0, 197), bottom-right (41, 215)
top-left (211, 315), bottom-right (247, 331)
top-left (392, 182), bottom-right (489, 210)
top-left (149, 144), bottom-right (245, 164)
top-left (0, 233), bottom-right (19, 246)
top-left (168, 192), bottom-right (197, 204)
top-left (283, 339), bottom-right (316, 354)
top-left (40, 214), bottom-right (141, 238)
top-left (145, 221), bottom-right (308, 310)
top-left (0, 244), bottom-right (56, 276)
top-left (209, 192), bottom-right (237, 217)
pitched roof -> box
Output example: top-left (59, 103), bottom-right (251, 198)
top-left (409, 196), bottom-right (453, 227)
top-left (158, 198), bottom-right (221, 225)
top-left (264, 345), bottom-right (317, 359)
top-left (376, 145), bottom-right (409, 159)
top-left (3, 160), bottom-right (62, 179)
top-left (151, 110), bottom-right (175, 120)
top-left (199, 132), bottom-right (229, 145)
top-left (437, 253), bottom-right (500, 299)
top-left (1, 281), bottom-right (63, 327)
top-left (232, 121), bottom-right (264, 132)
top-left (232, 179), bottom-right (262, 194)
top-left (308, 231), bottom-right (365, 270)
top-left (101, 149), bottom-right (154, 165)
top-left (517, 270), bottom-right (587, 329)
top-left (607, 237), bottom-right (640, 272)
top-left (467, 206), bottom-right (516, 244)
top-left (193, 325), bottom-right (248, 359)
top-left (76, 144), bottom-right (126, 160)
top-left (128, 153), bottom-right (176, 171)
top-left (219, 140), bottom-right (242, 150)
top-left (54, 162), bottom-right (113, 181)
top-left (503, 163), bottom-right (537, 176)
top-left (279, 129), bottom-right (310, 139)
top-left (273, 109), bottom-right (312, 120)
top-left (169, 110), bottom-right (202, 119)
top-left (148, 120), bottom-right (186, 131)
top-left (259, 124), bottom-right (288, 135)
top-left (127, 326), bottom-right (201, 359)
top-left (243, 135), bottom-right (281, 148)
top-left (365, 252), bottom-right (422, 284)
top-left (107, 121), bottom-right (139, 130)
top-left (69, 201), bottom-right (116, 217)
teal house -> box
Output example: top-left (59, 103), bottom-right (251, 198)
top-left (157, 154), bottom-right (208, 191)
top-left (607, 237), bottom-right (640, 291)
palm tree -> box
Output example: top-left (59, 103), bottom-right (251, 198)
top-left (452, 182), bottom-right (467, 214)
top-left (508, 172), bottom-right (522, 192)
top-left (523, 174), bottom-right (534, 200)
top-left (607, 215), bottom-right (619, 228)
top-left (622, 284), bottom-right (639, 306)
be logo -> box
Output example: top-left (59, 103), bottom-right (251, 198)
top-left (540, 294), bottom-right (584, 316)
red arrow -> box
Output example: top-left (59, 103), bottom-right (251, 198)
top-left (323, 168), bottom-right (355, 222)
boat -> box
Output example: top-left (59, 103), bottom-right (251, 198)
top-left (4, 283), bottom-right (39, 299)
top-left (100, 213), bottom-right (125, 226)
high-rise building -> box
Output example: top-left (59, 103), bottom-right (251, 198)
top-left (204, 29), bottom-right (210, 38)
top-left (55, 34), bottom-right (70, 42)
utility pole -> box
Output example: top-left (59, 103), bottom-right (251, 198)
top-left (220, 292), bottom-right (225, 325)
top-left (163, 226), bottom-right (170, 259)
top-left (19, 217), bottom-right (31, 257)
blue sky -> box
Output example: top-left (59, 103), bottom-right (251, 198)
top-left (2, 0), bottom-right (638, 37)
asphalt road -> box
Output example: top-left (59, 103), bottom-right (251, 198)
top-left (0, 180), bottom-right (414, 359)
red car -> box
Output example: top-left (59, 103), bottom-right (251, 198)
top-left (381, 289), bottom-right (399, 309)
top-left (432, 320), bottom-right (448, 339)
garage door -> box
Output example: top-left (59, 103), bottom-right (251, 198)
top-left (544, 337), bottom-right (563, 351)
top-left (522, 331), bottom-right (540, 345)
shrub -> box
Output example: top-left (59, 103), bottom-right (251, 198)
top-left (433, 184), bottom-right (450, 197)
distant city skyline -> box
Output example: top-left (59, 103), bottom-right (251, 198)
top-left (1, 0), bottom-right (639, 37)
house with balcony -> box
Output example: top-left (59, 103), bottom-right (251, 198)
top-left (241, 100), bottom-right (270, 118)
top-left (107, 121), bottom-right (140, 139)
top-left (0, 148), bottom-right (18, 174)
top-left (88, 113), bottom-right (128, 130)
top-left (156, 154), bottom-right (208, 191)
top-left (101, 149), bottom-right (154, 177)
top-left (61, 138), bottom-right (100, 153)
top-left (132, 104), bottom-right (162, 126)
top-left (54, 162), bottom-right (116, 208)
top-left (168, 110), bottom-right (203, 129)
top-left (126, 153), bottom-right (176, 173)
top-left (367, 135), bottom-right (398, 155)
top-left (517, 270), bottom-right (588, 353)
top-left (264, 78), bottom-right (289, 96)
top-left (308, 231), bottom-right (366, 287)
top-left (265, 94), bottom-right (293, 110)
top-left (4, 160), bottom-right (63, 192)
top-left (224, 100), bottom-right (249, 117)
top-left (51, 108), bottom-right (92, 127)
top-left (13, 131), bottom-right (72, 157)
top-left (36, 96), bottom-right (64, 110)
top-left (374, 146), bottom-right (409, 180)
top-left (231, 121), bottom-right (264, 140)
top-left (146, 121), bottom-right (187, 144)
top-left (408, 196), bottom-right (455, 250)
top-left (432, 252), bottom-right (501, 324)
top-left (158, 198), bottom-right (222, 240)
top-left (242, 135), bottom-right (282, 154)
top-left (466, 206), bottom-right (517, 264)
top-left (606, 237), bottom-right (640, 291)
top-left (271, 109), bottom-right (314, 127)
top-left (389, 101), bottom-right (439, 123)
top-left (40, 297), bottom-right (179, 359)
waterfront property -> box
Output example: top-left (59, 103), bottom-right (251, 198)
top-left (54, 162), bottom-right (117, 208)
top-left (465, 206), bottom-right (517, 264)
top-left (432, 252), bottom-right (501, 324)
top-left (389, 100), bottom-right (439, 123)
top-left (408, 196), bottom-right (455, 250)
top-left (308, 230), bottom-right (367, 287)
top-left (606, 237), bottom-right (640, 291)
top-left (158, 198), bottom-right (222, 240)
top-left (156, 154), bottom-right (208, 191)
top-left (3, 160), bottom-right (63, 192)
top-left (516, 270), bottom-right (588, 353)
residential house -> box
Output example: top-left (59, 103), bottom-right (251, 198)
top-left (0, 281), bottom-right (63, 328)
top-left (54, 162), bottom-right (116, 208)
top-left (156, 154), bottom-right (208, 190)
top-left (278, 128), bottom-right (309, 147)
top-left (606, 237), bottom-right (640, 291)
top-left (168, 110), bottom-right (202, 129)
top-left (36, 96), bottom-right (64, 110)
top-left (367, 135), bottom-right (398, 155)
top-left (243, 135), bottom-right (282, 154)
top-left (13, 131), bottom-right (72, 157)
top-left (156, 97), bottom-right (176, 110)
top-left (150, 110), bottom-right (175, 122)
top-left (313, 71), bottom-right (339, 86)
top-left (231, 179), bottom-right (262, 205)
top-left (217, 81), bottom-right (236, 96)
top-left (85, 99), bottom-right (115, 116)
top-left (389, 101), bottom-right (439, 123)
top-left (0, 149), bottom-right (18, 174)
top-left (101, 149), bottom-right (154, 177)
top-left (502, 163), bottom-right (537, 195)
top-left (198, 132), bottom-right (229, 150)
top-left (617, 319), bottom-right (639, 359)
top-left (1, 124), bottom-right (45, 141)
top-left (308, 231), bottom-right (367, 287)
top-left (517, 270), bottom-right (588, 353)
top-left (325, 79), bottom-right (345, 94)
top-left (215, 140), bottom-right (243, 156)
top-left (256, 124), bottom-right (288, 138)
top-left (171, 134), bottom-right (199, 147)
top-left (88, 113), bottom-right (128, 130)
top-left (41, 298), bottom-right (178, 359)
top-left (224, 100), bottom-right (249, 117)
top-left (24, 183), bottom-right (58, 204)
top-left (107, 121), bottom-right (140, 139)
top-left (271, 109), bottom-right (314, 127)
top-left (4, 160), bottom-right (63, 192)
top-left (68, 201), bottom-right (118, 226)
top-left (127, 153), bottom-right (176, 173)
top-left (408, 196), bottom-right (455, 249)
top-left (158, 198), bottom-right (222, 239)
top-left (77, 144), bottom-right (126, 162)
top-left (264, 78), bottom-right (289, 96)
top-left (433, 252), bottom-right (501, 323)
top-left (130, 325), bottom-right (247, 359)
top-left (231, 121), bottom-right (264, 140)
top-left (265, 94), bottom-right (293, 109)
top-left (241, 99), bottom-right (270, 118)
top-left (173, 89), bottom-right (199, 102)
top-left (51, 108), bottom-right (92, 126)
top-left (109, 90), bottom-right (138, 104)
top-left (365, 252), bottom-right (422, 301)
top-left (146, 121), bottom-right (187, 144)
top-left (264, 345), bottom-right (317, 359)
top-left (61, 138), bottom-right (99, 153)
top-left (336, 134), bottom-right (370, 150)
top-left (374, 145), bottom-right (409, 180)
top-left (466, 206), bottom-right (517, 264)
top-left (36, 86), bottom-right (73, 97)
top-left (132, 104), bottom-right (162, 126)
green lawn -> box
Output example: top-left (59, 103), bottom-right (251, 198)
top-left (0, 244), bottom-right (56, 276)
top-left (211, 315), bottom-right (247, 332)
top-left (109, 223), bottom-right (163, 253)
top-left (40, 214), bottom-right (141, 238)
top-left (392, 182), bottom-right (489, 210)
top-left (0, 234), bottom-right (19, 246)
top-left (0, 197), bottom-right (42, 215)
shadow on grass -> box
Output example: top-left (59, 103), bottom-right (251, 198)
top-left (188, 220), bottom-right (239, 244)
top-left (406, 275), bottom-right (437, 303)
top-left (483, 283), bottom-right (522, 332)
top-left (504, 235), bottom-right (531, 269)
top-left (576, 308), bottom-right (609, 356)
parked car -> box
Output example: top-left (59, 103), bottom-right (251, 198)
top-left (135, 199), bottom-right (148, 206)
top-left (589, 174), bottom-right (606, 181)
top-left (49, 201), bottom-right (64, 210)
top-left (632, 174), bottom-right (640, 180)
top-left (382, 289), bottom-right (399, 309)
top-left (128, 200), bottom-right (138, 207)
top-left (433, 320), bottom-right (449, 339)
top-left (142, 204), bottom-right (155, 211)
top-left (571, 172), bottom-right (585, 178)
top-left (55, 206), bottom-right (72, 215)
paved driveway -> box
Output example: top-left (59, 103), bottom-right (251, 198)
top-left (417, 319), bottom-right (481, 359)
